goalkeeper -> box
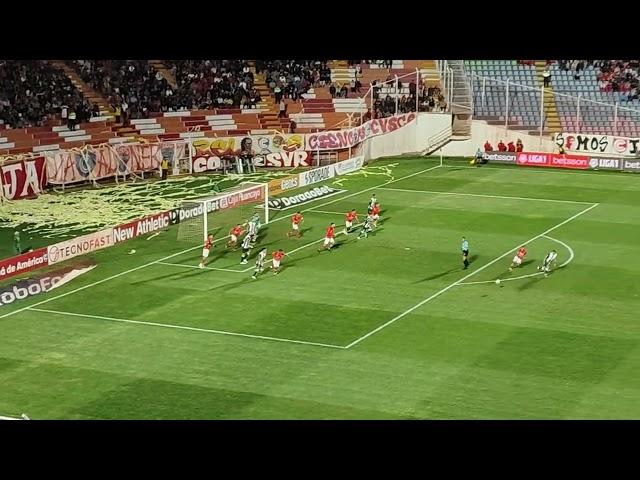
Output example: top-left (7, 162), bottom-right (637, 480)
top-left (356, 214), bottom-right (374, 239)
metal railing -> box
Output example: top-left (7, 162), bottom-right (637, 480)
top-left (469, 74), bottom-right (640, 138)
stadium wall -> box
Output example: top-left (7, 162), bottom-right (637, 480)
top-left (439, 121), bottom-right (557, 157)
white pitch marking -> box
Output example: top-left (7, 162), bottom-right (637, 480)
top-left (0, 163), bottom-right (442, 321)
top-left (378, 186), bottom-right (594, 205)
top-left (344, 203), bottom-right (598, 349)
top-left (457, 234), bottom-right (576, 285)
top-left (28, 307), bottom-right (348, 350)
top-left (156, 261), bottom-right (246, 273)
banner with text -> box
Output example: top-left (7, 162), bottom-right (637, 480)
top-left (554, 132), bottom-right (640, 156)
top-left (191, 134), bottom-right (306, 171)
top-left (516, 152), bottom-right (590, 169)
top-left (47, 228), bottom-right (114, 265)
top-left (0, 248), bottom-right (49, 282)
top-left (1, 157), bottom-right (46, 200)
top-left (306, 113), bottom-right (416, 151)
top-left (112, 211), bottom-right (175, 244)
top-left (45, 142), bottom-right (182, 185)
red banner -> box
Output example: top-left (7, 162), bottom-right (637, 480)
top-left (44, 142), bottom-right (178, 185)
top-left (112, 211), bottom-right (173, 243)
top-left (1, 157), bottom-right (46, 200)
top-left (0, 248), bottom-right (49, 282)
top-left (306, 112), bottom-right (416, 151)
top-left (516, 152), bottom-right (589, 170)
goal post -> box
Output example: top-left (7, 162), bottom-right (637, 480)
top-left (176, 181), bottom-right (269, 244)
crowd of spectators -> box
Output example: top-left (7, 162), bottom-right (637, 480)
top-left (171, 60), bottom-right (262, 110)
top-left (0, 61), bottom-right (91, 129)
top-left (483, 139), bottom-right (524, 152)
top-left (72, 60), bottom-right (175, 120)
top-left (256, 60), bottom-right (331, 102)
top-left (593, 60), bottom-right (640, 99)
top-left (372, 81), bottom-right (446, 118)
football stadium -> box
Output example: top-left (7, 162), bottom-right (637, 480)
top-left (0, 59), bottom-right (639, 420)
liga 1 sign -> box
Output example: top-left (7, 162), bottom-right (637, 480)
top-left (516, 152), bottom-right (589, 169)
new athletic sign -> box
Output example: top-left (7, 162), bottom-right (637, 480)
top-left (516, 152), bottom-right (589, 169)
top-left (0, 248), bottom-right (49, 282)
top-left (112, 211), bottom-right (173, 243)
top-left (268, 186), bottom-right (345, 210)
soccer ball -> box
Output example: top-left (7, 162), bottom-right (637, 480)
top-left (495, 279), bottom-right (501, 285)
top-left (129, 249), bottom-right (136, 254)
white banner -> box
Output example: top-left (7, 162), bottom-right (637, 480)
top-left (333, 156), bottom-right (364, 175)
top-left (47, 228), bottom-right (114, 265)
top-left (298, 164), bottom-right (335, 187)
top-left (554, 132), bottom-right (640, 156)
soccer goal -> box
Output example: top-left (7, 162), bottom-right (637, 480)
top-left (176, 182), bottom-right (269, 244)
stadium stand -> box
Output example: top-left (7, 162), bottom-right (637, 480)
top-left (0, 59), bottom-right (442, 155)
top-left (466, 59), bottom-right (640, 136)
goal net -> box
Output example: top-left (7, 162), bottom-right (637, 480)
top-left (176, 182), bottom-right (269, 244)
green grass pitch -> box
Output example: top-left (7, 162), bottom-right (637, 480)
top-left (1, 157), bottom-right (639, 419)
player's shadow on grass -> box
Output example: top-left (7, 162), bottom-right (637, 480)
top-left (516, 275), bottom-right (545, 291)
top-left (519, 259), bottom-right (536, 268)
top-left (130, 267), bottom-right (208, 285)
top-left (414, 267), bottom-right (460, 283)
top-left (377, 216), bottom-right (390, 226)
top-left (207, 277), bottom-right (251, 292)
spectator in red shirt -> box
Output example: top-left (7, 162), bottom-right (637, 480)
top-left (516, 138), bottom-right (524, 152)
top-left (497, 140), bottom-right (507, 152)
top-left (507, 141), bottom-right (516, 152)
top-left (484, 140), bottom-right (493, 151)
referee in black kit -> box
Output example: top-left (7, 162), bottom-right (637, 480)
top-left (461, 236), bottom-right (470, 269)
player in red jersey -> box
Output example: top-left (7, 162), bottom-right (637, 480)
top-left (371, 203), bottom-right (381, 227)
top-left (199, 233), bottom-right (214, 269)
top-left (271, 249), bottom-right (287, 274)
top-left (317, 223), bottom-right (336, 252)
top-left (287, 211), bottom-right (304, 238)
top-left (509, 246), bottom-right (527, 271)
top-left (344, 209), bottom-right (359, 234)
top-left (226, 224), bottom-right (244, 249)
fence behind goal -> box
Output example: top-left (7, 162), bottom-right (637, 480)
top-left (176, 182), bottom-right (268, 244)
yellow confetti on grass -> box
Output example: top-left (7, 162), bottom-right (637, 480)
top-left (1, 171), bottom-right (294, 239)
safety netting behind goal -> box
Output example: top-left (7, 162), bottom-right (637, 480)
top-left (175, 182), bottom-right (268, 244)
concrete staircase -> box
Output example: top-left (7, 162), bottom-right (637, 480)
top-left (149, 60), bottom-right (178, 89)
top-left (444, 60), bottom-right (473, 138)
top-left (534, 60), bottom-right (561, 134)
top-left (50, 61), bottom-right (112, 116)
